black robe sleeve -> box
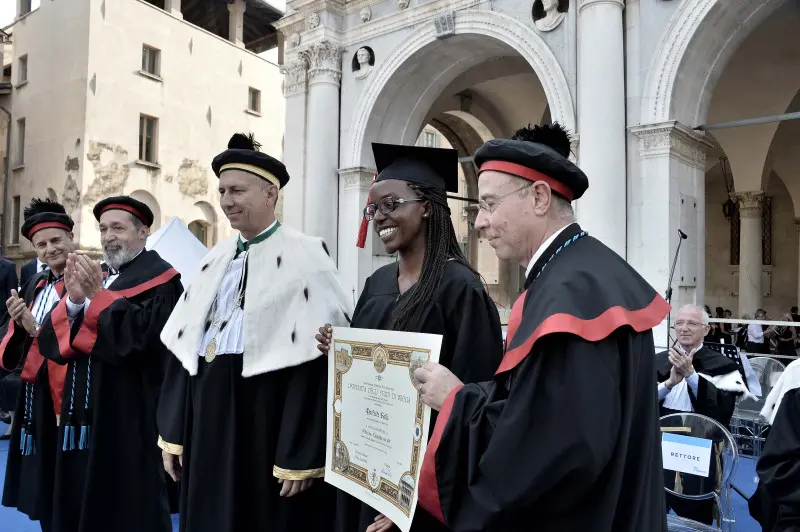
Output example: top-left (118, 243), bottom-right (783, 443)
top-left (688, 378), bottom-right (737, 427)
top-left (272, 355), bottom-right (328, 480)
top-left (441, 278), bottom-right (503, 384)
top-left (157, 353), bottom-right (190, 455)
top-left (419, 333), bottom-right (622, 530)
top-left (37, 280), bottom-right (182, 366)
top-left (0, 315), bottom-right (30, 372)
top-left (755, 388), bottom-right (800, 531)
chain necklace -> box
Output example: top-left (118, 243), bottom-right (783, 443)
top-left (204, 251), bottom-right (248, 362)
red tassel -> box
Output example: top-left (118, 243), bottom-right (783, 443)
top-left (356, 173), bottom-right (377, 248)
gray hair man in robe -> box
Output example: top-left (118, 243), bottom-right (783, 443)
top-left (157, 133), bottom-right (353, 532)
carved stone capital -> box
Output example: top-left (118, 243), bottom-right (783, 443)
top-left (339, 167), bottom-right (376, 190)
top-left (578, 0), bottom-right (625, 13)
top-left (280, 57), bottom-right (309, 97)
top-left (303, 41), bottom-right (343, 86)
top-left (631, 121), bottom-right (714, 170)
top-left (732, 191), bottom-right (764, 219)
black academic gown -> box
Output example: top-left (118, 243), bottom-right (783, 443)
top-left (750, 388), bottom-right (800, 532)
top-left (417, 224), bottom-right (670, 532)
top-left (335, 260), bottom-right (504, 532)
top-left (35, 250), bottom-right (182, 532)
top-left (157, 258), bottom-right (338, 532)
top-left (655, 347), bottom-right (741, 427)
top-left (1, 271), bottom-right (62, 525)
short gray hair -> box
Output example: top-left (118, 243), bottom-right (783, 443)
top-left (678, 304), bottom-right (709, 324)
top-left (514, 176), bottom-right (575, 221)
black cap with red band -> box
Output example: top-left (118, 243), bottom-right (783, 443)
top-left (93, 196), bottom-right (155, 227)
top-left (21, 198), bottom-right (75, 241)
top-left (473, 123), bottom-right (588, 202)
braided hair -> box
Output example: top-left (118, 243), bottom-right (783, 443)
top-left (388, 183), bottom-right (480, 332)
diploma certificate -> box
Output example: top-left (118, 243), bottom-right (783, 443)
top-left (325, 327), bottom-right (442, 532)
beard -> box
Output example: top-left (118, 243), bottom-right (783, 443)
top-left (103, 241), bottom-right (139, 270)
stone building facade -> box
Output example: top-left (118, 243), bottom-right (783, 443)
top-left (276, 0), bottom-right (800, 346)
top-left (2, 0), bottom-right (284, 262)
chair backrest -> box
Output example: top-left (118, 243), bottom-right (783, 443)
top-left (660, 413), bottom-right (738, 528)
top-left (737, 357), bottom-right (786, 413)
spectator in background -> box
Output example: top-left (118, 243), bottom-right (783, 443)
top-left (748, 309), bottom-right (772, 354)
top-left (19, 257), bottom-right (46, 290)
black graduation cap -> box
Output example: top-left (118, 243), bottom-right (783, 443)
top-left (212, 133), bottom-right (290, 189)
top-left (372, 143), bottom-right (459, 193)
top-left (473, 123), bottom-right (588, 201)
top-left (93, 196), bottom-right (155, 227)
top-left (21, 198), bottom-right (74, 241)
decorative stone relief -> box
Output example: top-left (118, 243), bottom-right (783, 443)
top-left (631, 121), bottom-right (713, 170)
top-left (352, 47), bottom-right (374, 80)
top-left (533, 0), bottom-right (566, 32)
top-left (732, 191), bottom-right (764, 219)
top-left (83, 141), bottom-right (130, 203)
top-left (304, 41), bottom-right (343, 85)
top-left (290, 32), bottom-right (301, 48)
top-left (434, 11), bottom-right (455, 39)
top-left (397, 0), bottom-right (409, 9)
top-left (307, 12), bottom-right (321, 29)
top-left (177, 159), bottom-right (209, 197)
top-left (360, 7), bottom-right (371, 23)
top-left (281, 58), bottom-right (309, 97)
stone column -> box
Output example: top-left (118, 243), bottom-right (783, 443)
top-left (280, 57), bottom-right (309, 231)
top-left (165, 0), bottom-right (182, 18)
top-left (303, 41), bottom-right (343, 260)
top-left (227, 0), bottom-right (246, 48)
top-left (576, 0), bottom-right (626, 258)
top-left (734, 191), bottom-right (764, 317)
top-left (338, 167), bottom-right (377, 298)
top-left (630, 121), bottom-right (713, 350)
top-left (797, 219), bottom-right (800, 309)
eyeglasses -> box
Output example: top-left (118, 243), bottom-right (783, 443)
top-left (363, 196), bottom-right (424, 220)
top-left (672, 320), bottom-right (703, 329)
top-left (477, 184), bottom-right (532, 213)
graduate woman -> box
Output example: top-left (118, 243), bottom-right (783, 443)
top-left (317, 142), bottom-right (504, 532)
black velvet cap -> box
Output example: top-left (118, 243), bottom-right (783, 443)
top-left (21, 198), bottom-right (74, 241)
top-left (93, 196), bottom-right (155, 227)
top-left (372, 143), bottom-right (459, 193)
top-left (212, 133), bottom-right (290, 189)
top-left (473, 124), bottom-right (588, 201)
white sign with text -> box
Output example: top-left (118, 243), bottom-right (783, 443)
top-left (661, 432), bottom-right (713, 478)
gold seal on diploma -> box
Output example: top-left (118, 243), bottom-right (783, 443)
top-left (373, 345), bottom-right (388, 373)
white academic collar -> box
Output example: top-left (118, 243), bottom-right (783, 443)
top-left (524, 222), bottom-right (576, 278)
top-left (239, 219), bottom-right (278, 244)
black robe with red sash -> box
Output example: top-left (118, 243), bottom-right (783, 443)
top-left (1, 270), bottom-right (64, 523)
top-left (35, 250), bottom-right (182, 532)
top-left (418, 223), bottom-right (670, 532)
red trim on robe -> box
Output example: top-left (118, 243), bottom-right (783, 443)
top-left (48, 359), bottom-right (68, 418)
top-left (20, 342), bottom-right (45, 383)
top-left (70, 268), bottom-right (179, 355)
top-left (0, 319), bottom-right (17, 371)
top-left (497, 294), bottom-right (670, 375)
top-left (50, 299), bottom-right (79, 360)
top-left (418, 384), bottom-right (464, 524)
top-left (504, 290), bottom-right (527, 351)
top-left (478, 161), bottom-right (575, 201)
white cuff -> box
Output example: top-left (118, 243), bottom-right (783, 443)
top-left (658, 382), bottom-right (669, 401)
top-left (66, 297), bottom-right (88, 318)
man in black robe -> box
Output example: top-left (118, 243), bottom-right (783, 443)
top-left (157, 133), bottom-right (352, 532)
top-left (36, 196), bottom-right (182, 532)
top-left (655, 304), bottom-right (749, 524)
top-left (2, 199), bottom-right (76, 531)
top-left (412, 124), bottom-right (670, 531)
top-left (750, 387), bottom-right (800, 531)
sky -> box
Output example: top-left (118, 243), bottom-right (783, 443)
top-left (1, 1), bottom-right (42, 29)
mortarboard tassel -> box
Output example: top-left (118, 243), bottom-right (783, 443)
top-left (356, 173), bottom-right (377, 249)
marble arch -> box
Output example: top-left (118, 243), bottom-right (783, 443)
top-left (345, 9), bottom-right (575, 169)
top-left (641, 0), bottom-right (788, 126)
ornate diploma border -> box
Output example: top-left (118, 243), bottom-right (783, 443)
top-left (331, 340), bottom-right (430, 516)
